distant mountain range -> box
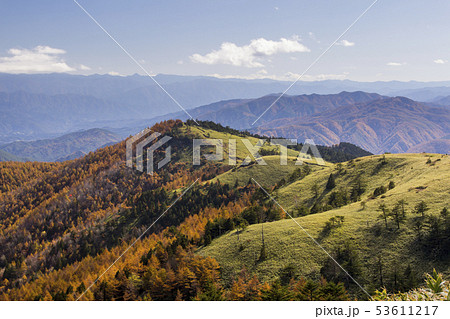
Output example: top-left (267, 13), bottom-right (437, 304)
top-left (0, 149), bottom-right (27, 162)
top-left (150, 92), bottom-right (450, 154)
top-left (0, 91), bottom-right (131, 143)
top-left (155, 91), bottom-right (384, 129)
top-left (253, 96), bottom-right (450, 154)
top-left (1, 73), bottom-right (450, 142)
top-left (407, 138), bottom-right (450, 154)
top-left (0, 73), bottom-right (449, 155)
top-left (3, 73), bottom-right (450, 100)
top-left (432, 95), bottom-right (450, 107)
top-left (0, 128), bottom-right (120, 162)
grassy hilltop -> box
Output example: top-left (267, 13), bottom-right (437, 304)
top-left (198, 153), bottom-right (450, 295)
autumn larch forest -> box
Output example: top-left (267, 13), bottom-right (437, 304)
top-left (0, 119), bottom-right (449, 301)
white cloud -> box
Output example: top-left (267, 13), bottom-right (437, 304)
top-left (209, 71), bottom-right (349, 82)
top-left (79, 64), bottom-right (91, 71)
top-left (311, 73), bottom-right (349, 81)
top-left (107, 71), bottom-right (122, 76)
top-left (337, 40), bottom-right (355, 47)
top-left (434, 59), bottom-right (448, 64)
top-left (0, 46), bottom-right (76, 74)
top-left (386, 62), bottom-right (404, 66)
top-left (287, 72), bottom-right (349, 81)
top-left (190, 37), bottom-right (310, 68)
top-left (209, 69), bottom-right (270, 80)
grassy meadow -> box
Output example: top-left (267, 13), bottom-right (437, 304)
top-left (198, 153), bottom-right (450, 295)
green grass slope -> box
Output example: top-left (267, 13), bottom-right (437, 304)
top-left (275, 153), bottom-right (448, 212)
top-left (198, 153), bottom-right (450, 291)
top-left (212, 155), bottom-right (328, 188)
top-left (180, 125), bottom-right (330, 188)
top-left (184, 125), bottom-right (299, 162)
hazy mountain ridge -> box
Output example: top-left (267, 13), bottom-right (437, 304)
top-left (2, 72), bottom-right (450, 98)
top-left (254, 97), bottom-right (450, 154)
top-left (0, 91), bottom-right (132, 142)
top-left (0, 149), bottom-right (28, 162)
top-left (0, 128), bottom-right (120, 162)
top-left (407, 139), bottom-right (450, 153)
top-left (150, 93), bottom-right (448, 154)
top-left (431, 95), bottom-right (450, 107)
top-left (150, 91), bottom-right (384, 130)
top-left (1, 73), bottom-right (449, 154)
top-left (1, 73), bottom-right (450, 144)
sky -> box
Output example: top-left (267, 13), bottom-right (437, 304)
top-left (1, 0), bottom-right (450, 82)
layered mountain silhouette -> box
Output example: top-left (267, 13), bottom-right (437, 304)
top-left (158, 91), bottom-right (384, 129)
top-left (0, 91), bottom-right (131, 142)
top-left (1, 71), bottom-right (449, 155)
top-left (253, 97), bottom-right (449, 153)
top-left (157, 92), bottom-right (449, 154)
top-left (0, 149), bottom-right (27, 162)
top-left (432, 95), bottom-right (450, 107)
top-left (0, 128), bottom-right (120, 162)
top-left (407, 138), bottom-right (450, 153)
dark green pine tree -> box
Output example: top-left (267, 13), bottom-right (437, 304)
top-left (261, 280), bottom-right (293, 300)
top-left (326, 173), bottom-right (336, 190)
top-left (194, 280), bottom-right (224, 301)
top-left (414, 201), bottom-right (429, 218)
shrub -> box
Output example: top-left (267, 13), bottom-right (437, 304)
top-left (373, 269), bottom-right (450, 301)
top-left (373, 185), bottom-right (386, 197)
top-left (388, 181), bottom-right (395, 189)
top-left (326, 173), bottom-right (336, 190)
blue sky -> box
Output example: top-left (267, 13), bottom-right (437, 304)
top-left (1, 0), bottom-right (450, 81)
